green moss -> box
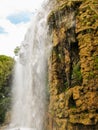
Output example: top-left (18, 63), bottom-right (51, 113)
top-left (93, 56), bottom-right (98, 70)
top-left (72, 63), bottom-right (82, 86)
top-left (89, 71), bottom-right (95, 79)
top-left (64, 82), bottom-right (68, 87)
top-left (94, 65), bottom-right (98, 70)
top-left (94, 56), bottom-right (98, 63)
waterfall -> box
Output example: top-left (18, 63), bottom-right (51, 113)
top-left (6, 1), bottom-right (54, 130)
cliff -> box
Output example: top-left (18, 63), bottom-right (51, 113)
top-left (47, 0), bottom-right (98, 130)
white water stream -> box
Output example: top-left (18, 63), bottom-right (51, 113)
top-left (6, 1), bottom-right (55, 130)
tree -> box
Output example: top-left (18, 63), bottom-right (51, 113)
top-left (0, 55), bottom-right (14, 123)
top-left (14, 46), bottom-right (20, 56)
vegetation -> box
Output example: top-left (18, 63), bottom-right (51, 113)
top-left (14, 46), bottom-right (20, 56)
top-left (0, 55), bottom-right (14, 124)
top-left (72, 63), bottom-right (82, 86)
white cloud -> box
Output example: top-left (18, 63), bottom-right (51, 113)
top-left (0, 0), bottom-right (44, 57)
top-left (0, 0), bottom-right (44, 18)
top-left (0, 18), bottom-right (30, 56)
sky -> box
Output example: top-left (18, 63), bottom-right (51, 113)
top-left (0, 0), bottom-right (44, 57)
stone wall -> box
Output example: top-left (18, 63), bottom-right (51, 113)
top-left (47, 0), bottom-right (98, 130)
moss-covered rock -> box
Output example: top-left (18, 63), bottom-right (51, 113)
top-left (47, 0), bottom-right (98, 130)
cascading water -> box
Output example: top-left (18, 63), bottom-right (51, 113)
top-left (6, 1), bottom-right (55, 130)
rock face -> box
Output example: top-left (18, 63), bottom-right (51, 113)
top-left (47, 0), bottom-right (98, 130)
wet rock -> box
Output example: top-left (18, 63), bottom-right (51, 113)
top-left (47, 0), bottom-right (98, 130)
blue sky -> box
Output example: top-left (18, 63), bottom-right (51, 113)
top-left (0, 27), bottom-right (7, 34)
top-left (7, 12), bottom-right (32, 24)
top-left (0, 0), bottom-right (44, 57)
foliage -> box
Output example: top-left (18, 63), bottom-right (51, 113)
top-left (72, 63), bottom-right (82, 85)
top-left (0, 55), bottom-right (14, 123)
top-left (14, 46), bottom-right (20, 56)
